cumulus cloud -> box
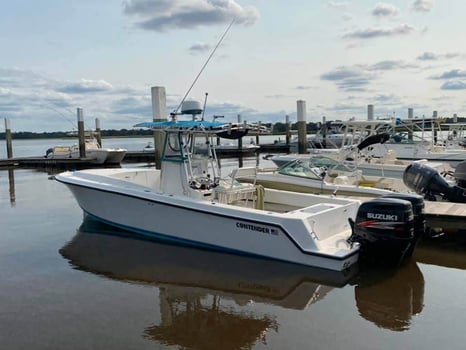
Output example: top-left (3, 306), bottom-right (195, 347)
top-left (342, 13), bottom-right (352, 21)
top-left (441, 81), bottom-right (466, 90)
top-left (412, 0), bottom-right (433, 13)
top-left (372, 3), bottom-right (400, 18)
top-left (56, 79), bottom-right (114, 94)
top-left (343, 24), bottom-right (416, 39)
top-left (327, 1), bottom-right (349, 9)
top-left (367, 60), bottom-right (418, 70)
top-left (320, 60), bottom-right (418, 92)
top-left (431, 69), bottom-right (466, 80)
top-left (295, 85), bottom-right (316, 90)
top-left (188, 42), bottom-right (211, 55)
top-left (417, 51), bottom-right (461, 61)
top-left (123, 0), bottom-right (259, 32)
top-left (417, 52), bottom-right (437, 60)
top-left (0, 67), bottom-right (49, 88)
top-left (321, 67), bottom-right (374, 92)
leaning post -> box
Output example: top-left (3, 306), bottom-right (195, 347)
top-left (256, 121), bottom-right (261, 145)
top-left (285, 115), bottom-right (290, 145)
top-left (77, 108), bottom-right (86, 158)
top-left (237, 114), bottom-right (243, 168)
top-left (152, 86), bottom-right (167, 170)
top-left (5, 118), bottom-right (13, 159)
top-left (297, 100), bottom-right (307, 154)
top-left (95, 118), bottom-right (102, 147)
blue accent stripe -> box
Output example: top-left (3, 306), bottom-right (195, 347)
top-left (84, 212), bottom-right (314, 266)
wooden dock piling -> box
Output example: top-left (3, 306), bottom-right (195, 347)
top-left (297, 100), bottom-right (307, 154)
top-left (77, 108), bottom-right (86, 158)
top-left (95, 118), bottom-right (102, 148)
top-left (5, 118), bottom-right (13, 159)
top-left (285, 115), bottom-right (290, 145)
top-left (151, 86), bottom-right (166, 170)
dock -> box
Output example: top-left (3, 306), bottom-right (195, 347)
top-left (0, 144), bottom-right (290, 169)
top-left (424, 201), bottom-right (466, 233)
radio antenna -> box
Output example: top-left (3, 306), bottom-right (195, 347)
top-left (201, 92), bottom-right (208, 121)
top-left (174, 19), bottom-right (235, 114)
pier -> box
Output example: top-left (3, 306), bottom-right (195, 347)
top-left (0, 143), bottom-right (290, 169)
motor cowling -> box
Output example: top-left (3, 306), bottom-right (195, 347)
top-left (403, 162), bottom-right (466, 203)
top-left (381, 193), bottom-right (425, 257)
top-left (349, 198), bottom-right (415, 266)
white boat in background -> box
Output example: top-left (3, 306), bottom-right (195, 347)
top-left (45, 137), bottom-right (127, 165)
top-left (239, 157), bottom-right (408, 198)
top-left (142, 141), bottom-right (155, 152)
top-left (368, 140), bottom-right (465, 165)
top-left (359, 119), bottom-right (466, 166)
top-left (270, 151), bottom-right (452, 179)
top-left (272, 120), bottom-right (458, 177)
top-left (56, 101), bottom-right (421, 271)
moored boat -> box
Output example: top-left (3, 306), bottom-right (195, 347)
top-left (56, 102), bottom-right (422, 271)
top-left (45, 137), bottom-right (126, 165)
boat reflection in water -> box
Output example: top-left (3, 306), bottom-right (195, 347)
top-left (352, 261), bottom-right (425, 332)
top-left (350, 225), bottom-right (466, 332)
top-left (60, 217), bottom-right (358, 348)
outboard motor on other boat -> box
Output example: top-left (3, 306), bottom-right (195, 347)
top-left (348, 198), bottom-right (415, 266)
top-left (403, 163), bottom-right (466, 203)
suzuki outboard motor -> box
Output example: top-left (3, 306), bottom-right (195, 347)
top-left (403, 162), bottom-right (466, 203)
top-left (348, 198), bottom-right (415, 266)
top-left (382, 193), bottom-right (425, 257)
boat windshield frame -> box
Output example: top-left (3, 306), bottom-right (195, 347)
top-left (278, 159), bottom-right (324, 180)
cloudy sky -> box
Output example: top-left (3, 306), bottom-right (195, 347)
top-left (1, 0), bottom-right (465, 132)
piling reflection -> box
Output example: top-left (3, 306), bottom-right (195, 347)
top-left (60, 217), bottom-right (357, 348)
top-left (351, 261), bottom-right (425, 332)
top-left (8, 168), bottom-right (16, 206)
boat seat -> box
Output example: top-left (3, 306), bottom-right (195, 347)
top-left (358, 175), bottom-right (395, 190)
top-left (214, 167), bottom-right (258, 206)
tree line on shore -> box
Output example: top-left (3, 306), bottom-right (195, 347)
top-left (1, 117), bottom-right (463, 140)
top-left (0, 122), bottom-right (312, 140)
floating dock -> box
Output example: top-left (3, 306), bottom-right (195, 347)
top-left (0, 144), bottom-right (290, 169)
top-left (424, 201), bottom-right (466, 233)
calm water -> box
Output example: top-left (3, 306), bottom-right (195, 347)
top-left (1, 139), bottom-right (466, 349)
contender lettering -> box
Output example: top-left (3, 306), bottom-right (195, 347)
top-left (236, 222), bottom-right (279, 235)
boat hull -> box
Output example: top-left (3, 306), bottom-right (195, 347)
top-left (369, 143), bottom-right (465, 165)
top-left (104, 149), bottom-right (127, 164)
top-left (56, 172), bottom-right (359, 271)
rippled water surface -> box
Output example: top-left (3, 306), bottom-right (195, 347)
top-left (1, 143), bottom-right (466, 349)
